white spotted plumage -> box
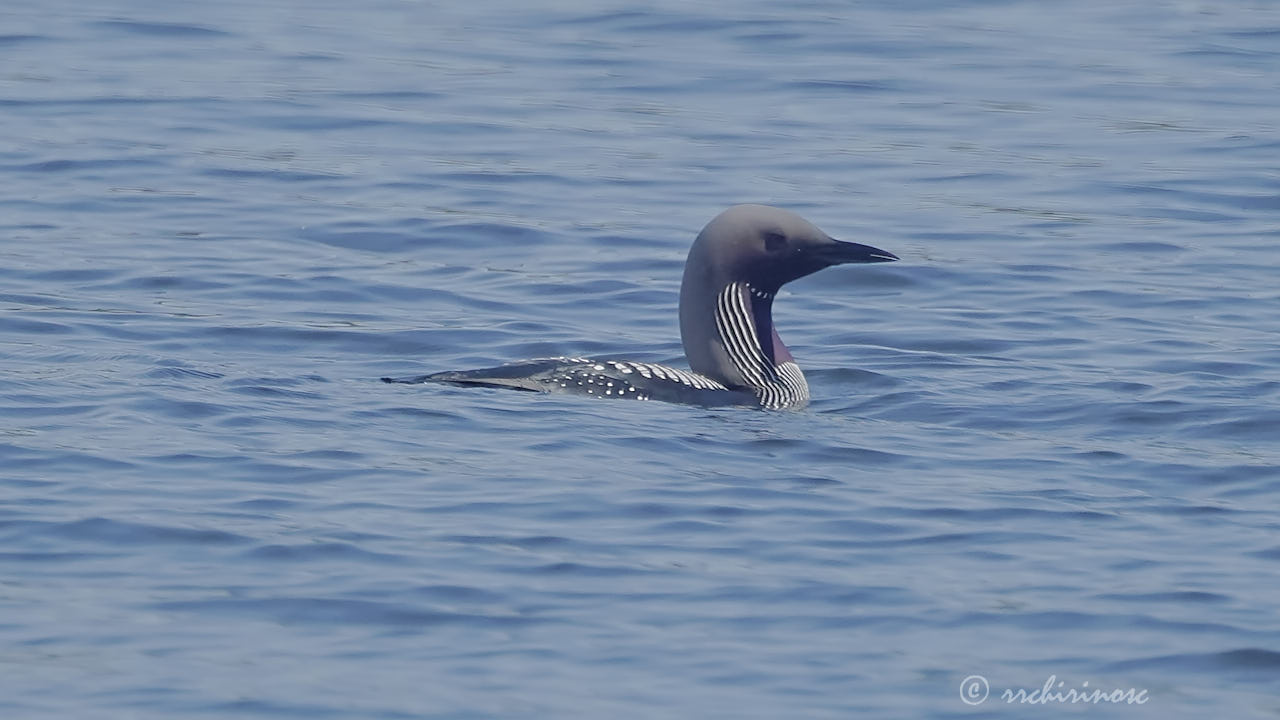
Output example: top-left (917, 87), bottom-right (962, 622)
top-left (532, 356), bottom-right (729, 402)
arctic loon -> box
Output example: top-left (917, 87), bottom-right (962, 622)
top-left (383, 204), bottom-right (898, 409)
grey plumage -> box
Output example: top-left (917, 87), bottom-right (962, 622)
top-left (383, 205), bottom-right (898, 409)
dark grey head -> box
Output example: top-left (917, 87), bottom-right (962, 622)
top-left (679, 204), bottom-right (897, 391)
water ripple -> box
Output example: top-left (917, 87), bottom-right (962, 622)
top-left (3, 0), bottom-right (1278, 717)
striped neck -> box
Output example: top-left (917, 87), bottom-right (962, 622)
top-left (713, 281), bottom-right (810, 409)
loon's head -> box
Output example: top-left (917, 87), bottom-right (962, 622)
top-left (686, 204), bottom-right (898, 294)
top-left (679, 204), bottom-right (897, 390)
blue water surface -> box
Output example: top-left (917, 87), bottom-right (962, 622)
top-left (2, 1), bottom-right (1279, 718)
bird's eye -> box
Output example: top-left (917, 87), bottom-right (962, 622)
top-left (763, 231), bottom-right (787, 252)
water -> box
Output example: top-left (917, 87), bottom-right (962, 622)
top-left (3, 0), bottom-right (1279, 717)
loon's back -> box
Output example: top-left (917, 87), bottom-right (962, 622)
top-left (386, 357), bottom-right (757, 408)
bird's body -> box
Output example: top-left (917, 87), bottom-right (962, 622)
top-left (383, 205), bottom-right (897, 410)
top-left (396, 357), bottom-right (758, 407)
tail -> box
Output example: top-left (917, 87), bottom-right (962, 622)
top-left (380, 374), bottom-right (435, 384)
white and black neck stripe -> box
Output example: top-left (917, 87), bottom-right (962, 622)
top-left (713, 281), bottom-right (810, 409)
